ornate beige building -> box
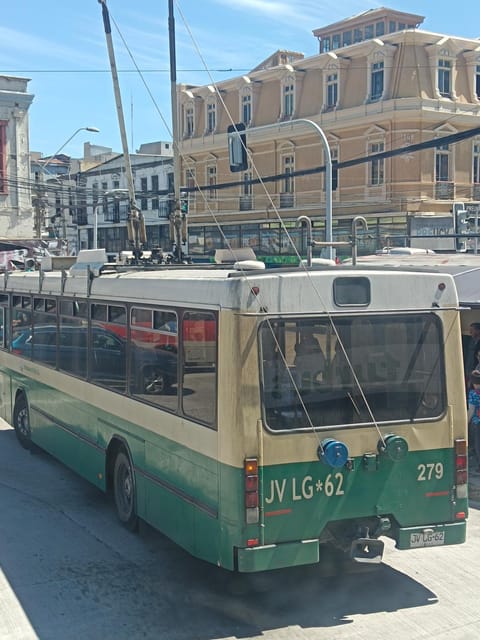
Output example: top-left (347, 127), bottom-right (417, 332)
top-left (177, 7), bottom-right (480, 261)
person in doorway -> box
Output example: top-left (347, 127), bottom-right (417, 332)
top-left (468, 369), bottom-right (480, 474)
top-left (464, 323), bottom-right (480, 383)
top-left (473, 346), bottom-right (480, 374)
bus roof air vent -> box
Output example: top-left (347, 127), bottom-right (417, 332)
top-left (70, 249), bottom-right (108, 277)
top-left (234, 260), bottom-right (266, 271)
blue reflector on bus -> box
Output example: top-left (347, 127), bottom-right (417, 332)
top-left (318, 438), bottom-right (349, 468)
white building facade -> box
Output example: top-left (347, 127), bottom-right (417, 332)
top-left (78, 151), bottom-right (174, 256)
top-left (0, 76), bottom-right (34, 237)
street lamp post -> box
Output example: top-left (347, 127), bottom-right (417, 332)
top-left (41, 126), bottom-right (100, 172)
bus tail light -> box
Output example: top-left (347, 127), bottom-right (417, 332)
top-left (244, 457), bottom-right (259, 524)
top-left (455, 438), bottom-right (468, 499)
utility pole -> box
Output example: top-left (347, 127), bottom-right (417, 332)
top-left (32, 180), bottom-right (47, 239)
top-left (99, 0), bottom-right (146, 262)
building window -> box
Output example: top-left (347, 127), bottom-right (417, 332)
top-left (332, 34), bottom-right (341, 50)
top-left (331, 147), bottom-right (338, 191)
top-left (207, 165), bottom-right (217, 199)
top-left (375, 22), bottom-right (385, 37)
top-left (342, 31), bottom-right (352, 47)
top-left (326, 73), bottom-right (338, 109)
top-left (476, 65), bottom-right (480, 99)
top-left (185, 105), bottom-right (194, 137)
top-left (151, 175), bottom-right (159, 211)
top-left (370, 142), bottom-right (385, 185)
top-left (322, 37), bottom-right (331, 53)
top-left (283, 83), bottom-right (294, 118)
top-left (473, 143), bottom-right (480, 184)
top-left (435, 144), bottom-right (450, 182)
top-left (101, 182), bottom-right (108, 214)
top-left (0, 122), bottom-right (6, 194)
top-left (184, 168), bottom-right (195, 206)
top-left (241, 92), bottom-right (252, 125)
top-left (438, 59), bottom-right (451, 97)
top-left (389, 21), bottom-right (396, 33)
top-left (353, 28), bottom-right (363, 43)
top-left (206, 102), bottom-right (216, 133)
top-left (140, 177), bottom-right (148, 211)
top-left (365, 24), bottom-right (374, 39)
top-left (243, 171), bottom-right (252, 196)
top-left (283, 155), bottom-right (294, 194)
top-left (371, 61), bottom-right (384, 101)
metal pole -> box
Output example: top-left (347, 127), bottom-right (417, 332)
top-left (296, 215), bottom-right (313, 266)
top-left (93, 202), bottom-right (102, 251)
top-left (245, 119), bottom-right (333, 259)
top-left (475, 210), bottom-right (478, 255)
top-left (351, 216), bottom-right (368, 265)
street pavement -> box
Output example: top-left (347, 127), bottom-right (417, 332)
top-left (1, 418), bottom-right (480, 640)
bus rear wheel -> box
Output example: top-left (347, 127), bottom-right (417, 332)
top-left (113, 450), bottom-right (138, 531)
top-left (13, 394), bottom-right (32, 450)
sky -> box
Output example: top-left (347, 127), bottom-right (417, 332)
top-left (1, 0), bottom-right (479, 159)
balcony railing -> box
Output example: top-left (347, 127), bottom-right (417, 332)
top-left (239, 195), bottom-right (253, 211)
top-left (435, 181), bottom-right (454, 200)
top-left (279, 192), bottom-right (295, 208)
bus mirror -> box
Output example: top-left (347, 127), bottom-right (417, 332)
top-left (228, 123), bottom-right (248, 172)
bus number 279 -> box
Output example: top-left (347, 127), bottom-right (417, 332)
top-left (417, 462), bottom-right (444, 481)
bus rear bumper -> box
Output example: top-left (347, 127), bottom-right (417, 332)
top-left (396, 521), bottom-right (466, 550)
top-left (236, 539), bottom-right (319, 573)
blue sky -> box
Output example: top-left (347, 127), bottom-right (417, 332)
top-left (1, 1), bottom-right (479, 158)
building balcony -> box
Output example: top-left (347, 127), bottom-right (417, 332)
top-left (279, 192), bottom-right (295, 208)
top-left (239, 195), bottom-right (253, 211)
top-left (435, 181), bottom-right (454, 200)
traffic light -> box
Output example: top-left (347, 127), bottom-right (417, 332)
top-left (180, 192), bottom-right (189, 214)
top-left (228, 123), bottom-right (248, 172)
top-left (453, 202), bottom-right (469, 251)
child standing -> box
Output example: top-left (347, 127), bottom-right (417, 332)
top-left (468, 370), bottom-right (480, 474)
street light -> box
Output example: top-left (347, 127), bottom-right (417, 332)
top-left (93, 189), bottom-right (129, 249)
top-left (41, 126), bottom-right (100, 172)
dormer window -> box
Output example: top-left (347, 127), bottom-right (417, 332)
top-left (370, 61), bottom-right (384, 101)
top-left (241, 91), bottom-right (252, 126)
top-left (184, 104), bottom-right (194, 138)
top-left (283, 82), bottom-right (294, 118)
top-left (206, 101), bottom-right (216, 134)
top-left (438, 59), bottom-right (451, 97)
top-left (325, 71), bottom-right (338, 110)
top-left (426, 45), bottom-right (457, 100)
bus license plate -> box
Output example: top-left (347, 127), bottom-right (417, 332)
top-left (409, 531), bottom-right (445, 548)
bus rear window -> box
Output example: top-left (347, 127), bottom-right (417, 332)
top-left (333, 277), bottom-right (370, 306)
top-left (260, 314), bottom-right (445, 431)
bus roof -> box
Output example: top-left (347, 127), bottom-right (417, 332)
top-left (351, 252), bottom-right (480, 307)
top-left (3, 257), bottom-right (459, 314)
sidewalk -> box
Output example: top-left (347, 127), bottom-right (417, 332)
top-left (469, 469), bottom-right (480, 505)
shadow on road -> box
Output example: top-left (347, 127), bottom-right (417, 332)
top-left (0, 426), bottom-right (440, 640)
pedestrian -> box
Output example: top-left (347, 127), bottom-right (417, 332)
top-left (464, 322), bottom-right (480, 382)
top-left (474, 346), bottom-right (480, 373)
top-left (468, 369), bottom-right (480, 474)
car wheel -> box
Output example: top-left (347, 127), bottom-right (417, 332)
top-left (113, 450), bottom-right (138, 531)
top-left (13, 394), bottom-right (32, 450)
top-left (142, 367), bottom-right (170, 394)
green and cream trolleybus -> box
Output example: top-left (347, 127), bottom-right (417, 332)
top-left (0, 250), bottom-right (468, 572)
